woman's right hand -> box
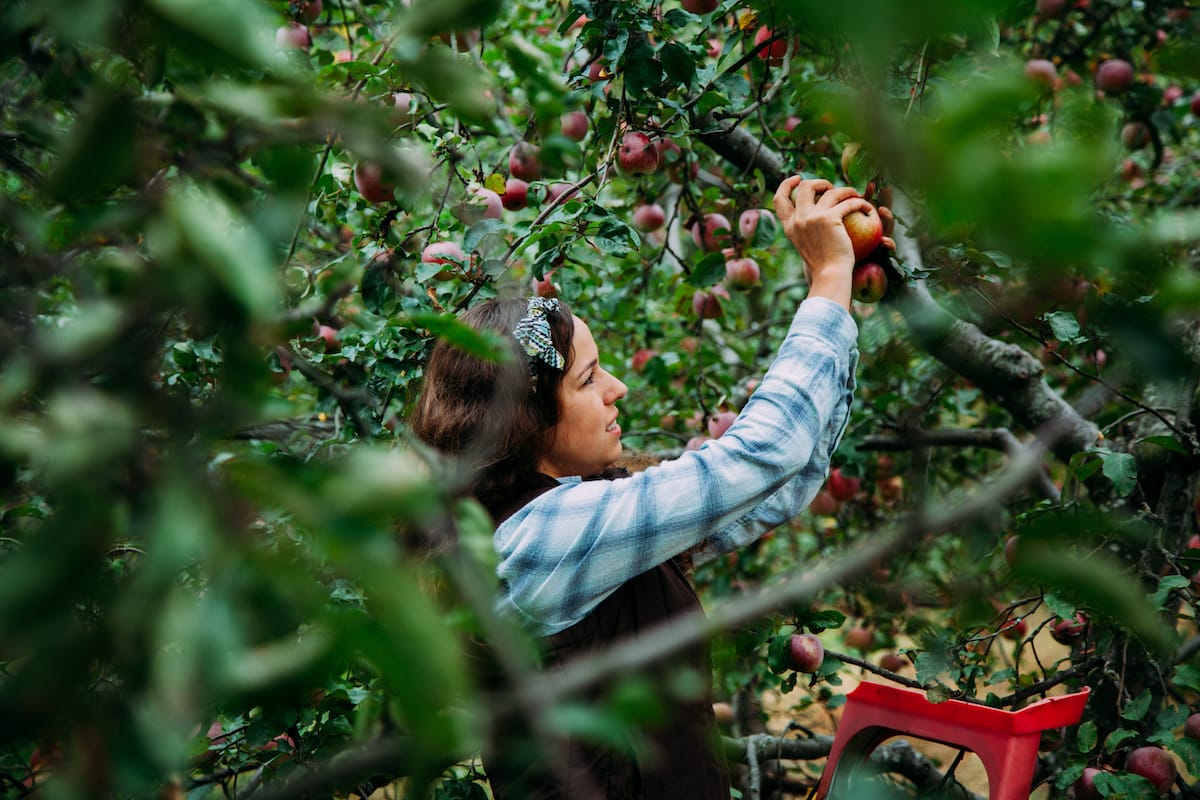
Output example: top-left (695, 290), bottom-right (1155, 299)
top-left (773, 176), bottom-right (873, 309)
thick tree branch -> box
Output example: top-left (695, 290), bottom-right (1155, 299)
top-left (690, 111), bottom-right (1103, 467)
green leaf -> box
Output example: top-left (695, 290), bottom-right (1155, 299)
top-left (46, 88), bottom-right (136, 203)
top-left (692, 252), bottom-right (727, 288)
top-left (146, 0), bottom-right (290, 73)
top-left (1011, 542), bottom-right (1177, 658)
top-left (1137, 435), bottom-right (1190, 456)
top-left (1175, 665), bottom-right (1200, 694)
top-left (1118, 690), bottom-right (1147, 724)
top-left (766, 633), bottom-right (793, 674)
top-left (409, 312), bottom-right (509, 362)
top-left (1043, 310), bottom-right (1087, 345)
top-left (1077, 720), bottom-right (1097, 753)
top-left (660, 42), bottom-right (695, 87)
top-left (1098, 451), bottom-right (1138, 497)
top-left (913, 650), bottom-right (951, 685)
top-left (154, 182), bottom-right (283, 320)
top-left (1150, 575), bottom-right (1191, 612)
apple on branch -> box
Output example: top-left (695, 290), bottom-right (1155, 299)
top-left (788, 633), bottom-right (825, 673)
top-left (617, 131), bottom-right (659, 176)
top-left (851, 261), bottom-right (888, 304)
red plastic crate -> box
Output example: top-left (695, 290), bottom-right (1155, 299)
top-left (815, 682), bottom-right (1090, 800)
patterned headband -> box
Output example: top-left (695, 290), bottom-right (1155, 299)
top-left (513, 297), bottom-right (565, 374)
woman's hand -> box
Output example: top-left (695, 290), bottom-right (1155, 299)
top-left (773, 176), bottom-right (879, 310)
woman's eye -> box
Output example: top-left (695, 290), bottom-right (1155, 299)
top-left (584, 372), bottom-right (595, 385)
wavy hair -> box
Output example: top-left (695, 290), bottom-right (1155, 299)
top-left (408, 297), bottom-right (575, 511)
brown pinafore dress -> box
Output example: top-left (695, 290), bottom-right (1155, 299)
top-left (479, 470), bottom-right (732, 800)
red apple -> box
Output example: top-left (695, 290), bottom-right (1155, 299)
top-left (544, 182), bottom-right (578, 205)
top-left (692, 285), bottom-right (730, 319)
top-left (533, 268), bottom-right (558, 298)
top-left (827, 468), bottom-right (860, 501)
top-left (1191, 91), bottom-right (1200, 116)
top-left (754, 26), bottom-right (788, 66)
top-left (681, 0), bottom-right (719, 13)
top-left (738, 208), bottom-right (776, 242)
top-left (501, 178), bottom-right (529, 211)
top-left (1184, 712), bottom-right (1200, 739)
top-left (844, 626), bottom-right (874, 651)
top-left (1036, 0), bottom-right (1068, 18)
top-left (1025, 58), bottom-right (1058, 89)
top-left (509, 142), bottom-right (542, 182)
top-left (454, 187), bottom-right (503, 224)
top-left (1124, 746), bottom-right (1176, 794)
top-left (1095, 59), bottom-right (1134, 93)
top-left (1163, 84), bottom-right (1184, 105)
top-left (353, 161), bottom-right (395, 204)
top-left (999, 613), bottom-right (1028, 640)
top-left (632, 203), bottom-right (667, 232)
top-left (808, 489), bottom-right (841, 516)
top-left (707, 410), bottom-right (737, 438)
top-left (851, 261), bottom-right (888, 304)
top-left (313, 322), bottom-right (338, 353)
top-left (724, 257), bottom-right (760, 290)
top-left (879, 652), bottom-right (906, 672)
top-left (298, 0), bottom-right (322, 22)
top-left (1050, 613), bottom-right (1088, 644)
top-left (1121, 121), bottom-right (1150, 150)
top-left (560, 111), bottom-right (589, 142)
top-left (393, 91), bottom-right (419, 126)
top-left (631, 348), bottom-right (657, 374)
top-left (691, 212), bottom-right (733, 252)
top-left (421, 241), bottom-right (468, 278)
top-left (617, 131), bottom-right (660, 175)
top-left (438, 29), bottom-right (480, 52)
top-left (275, 21), bottom-right (311, 51)
top-left (844, 206), bottom-right (884, 260)
top-left (788, 633), bottom-right (825, 672)
top-left (1074, 767), bottom-right (1103, 800)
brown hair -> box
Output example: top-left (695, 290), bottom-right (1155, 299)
top-left (408, 296), bottom-right (575, 509)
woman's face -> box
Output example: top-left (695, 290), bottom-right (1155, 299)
top-left (537, 315), bottom-right (628, 478)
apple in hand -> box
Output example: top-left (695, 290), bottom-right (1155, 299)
top-left (843, 205), bottom-right (884, 261)
top-left (1124, 746), bottom-right (1176, 794)
top-left (788, 633), bottom-right (825, 673)
top-left (851, 262), bottom-right (888, 304)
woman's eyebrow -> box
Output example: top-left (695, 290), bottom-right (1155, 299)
top-left (576, 357), bottom-right (598, 382)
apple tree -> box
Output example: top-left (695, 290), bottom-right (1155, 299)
top-left (0, 0), bottom-right (1198, 797)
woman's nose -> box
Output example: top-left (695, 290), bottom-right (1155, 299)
top-left (608, 374), bottom-right (627, 402)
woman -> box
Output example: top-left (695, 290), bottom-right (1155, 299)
top-left (410, 176), bottom-right (876, 799)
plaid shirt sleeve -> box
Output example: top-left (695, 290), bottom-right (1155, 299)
top-left (494, 297), bottom-right (859, 637)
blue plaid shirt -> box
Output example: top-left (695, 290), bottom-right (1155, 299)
top-left (495, 297), bottom-right (859, 636)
